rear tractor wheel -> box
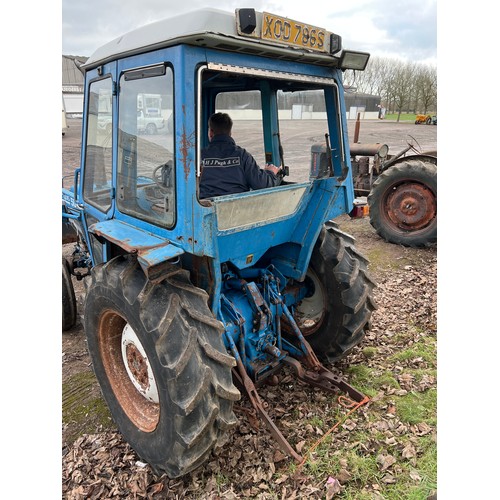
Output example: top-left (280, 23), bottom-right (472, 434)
top-left (286, 223), bottom-right (377, 363)
top-left (368, 159), bottom-right (437, 247)
top-left (84, 255), bottom-right (240, 478)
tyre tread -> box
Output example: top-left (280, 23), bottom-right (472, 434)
top-left (306, 226), bottom-right (377, 362)
top-left (84, 255), bottom-right (239, 478)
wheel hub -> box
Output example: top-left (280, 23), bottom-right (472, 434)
top-left (293, 270), bottom-right (326, 335)
top-left (121, 324), bottom-right (159, 403)
top-left (385, 182), bottom-right (436, 230)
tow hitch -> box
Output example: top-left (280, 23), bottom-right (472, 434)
top-left (230, 345), bottom-right (368, 464)
top-left (224, 284), bottom-right (369, 464)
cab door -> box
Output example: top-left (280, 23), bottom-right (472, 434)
top-left (79, 62), bottom-right (117, 265)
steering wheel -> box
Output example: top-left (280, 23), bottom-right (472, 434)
top-left (406, 134), bottom-right (422, 154)
top-left (153, 161), bottom-right (173, 190)
top-left (277, 165), bottom-right (289, 185)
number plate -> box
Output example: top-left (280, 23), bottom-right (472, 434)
top-left (261, 12), bottom-right (328, 53)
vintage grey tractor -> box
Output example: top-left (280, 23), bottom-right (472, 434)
top-left (350, 131), bottom-right (437, 247)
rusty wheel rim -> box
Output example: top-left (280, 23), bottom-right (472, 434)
top-left (384, 181), bottom-right (436, 231)
top-left (98, 310), bottom-right (160, 432)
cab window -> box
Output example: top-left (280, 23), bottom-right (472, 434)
top-left (82, 77), bottom-right (113, 212)
top-left (215, 90), bottom-right (265, 167)
top-left (201, 68), bottom-right (340, 191)
top-left (116, 65), bottom-right (176, 228)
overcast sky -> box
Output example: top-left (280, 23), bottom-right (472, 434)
top-left (62, 0), bottom-right (437, 65)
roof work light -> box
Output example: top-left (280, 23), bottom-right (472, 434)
top-left (339, 50), bottom-right (371, 71)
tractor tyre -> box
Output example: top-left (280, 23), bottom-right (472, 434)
top-left (62, 258), bottom-right (77, 331)
top-left (426, 116), bottom-right (432, 124)
top-left (84, 255), bottom-right (240, 478)
top-left (368, 160), bottom-right (437, 247)
top-left (289, 223), bottom-right (377, 363)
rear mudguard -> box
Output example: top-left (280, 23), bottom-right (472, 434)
top-left (382, 153), bottom-right (437, 172)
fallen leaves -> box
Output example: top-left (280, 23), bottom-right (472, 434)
top-left (62, 220), bottom-right (437, 499)
top-left (377, 453), bottom-right (397, 471)
top-left (325, 476), bottom-right (341, 498)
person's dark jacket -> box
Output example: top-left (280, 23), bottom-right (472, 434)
top-left (199, 134), bottom-right (279, 199)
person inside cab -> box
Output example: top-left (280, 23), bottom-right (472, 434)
top-left (199, 112), bottom-right (282, 199)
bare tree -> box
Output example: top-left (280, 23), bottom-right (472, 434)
top-left (342, 56), bottom-right (437, 118)
top-left (392, 61), bottom-right (418, 120)
top-left (414, 64), bottom-right (437, 113)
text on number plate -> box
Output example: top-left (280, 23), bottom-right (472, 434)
top-left (261, 13), bottom-right (328, 52)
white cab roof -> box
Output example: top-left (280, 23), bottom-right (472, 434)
top-left (84, 8), bottom-right (338, 69)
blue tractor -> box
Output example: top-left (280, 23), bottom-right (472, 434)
top-left (62, 8), bottom-right (376, 477)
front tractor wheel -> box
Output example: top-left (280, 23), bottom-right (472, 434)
top-left (84, 255), bottom-right (240, 478)
top-left (288, 224), bottom-right (377, 363)
top-left (368, 160), bottom-right (437, 247)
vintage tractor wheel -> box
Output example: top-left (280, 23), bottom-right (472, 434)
top-left (368, 160), bottom-right (437, 247)
top-left (62, 258), bottom-right (77, 331)
top-left (84, 255), bottom-right (240, 478)
top-left (288, 223), bottom-right (377, 363)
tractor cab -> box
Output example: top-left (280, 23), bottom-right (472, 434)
top-left (62, 8), bottom-right (376, 477)
top-left (65, 8), bottom-right (370, 291)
